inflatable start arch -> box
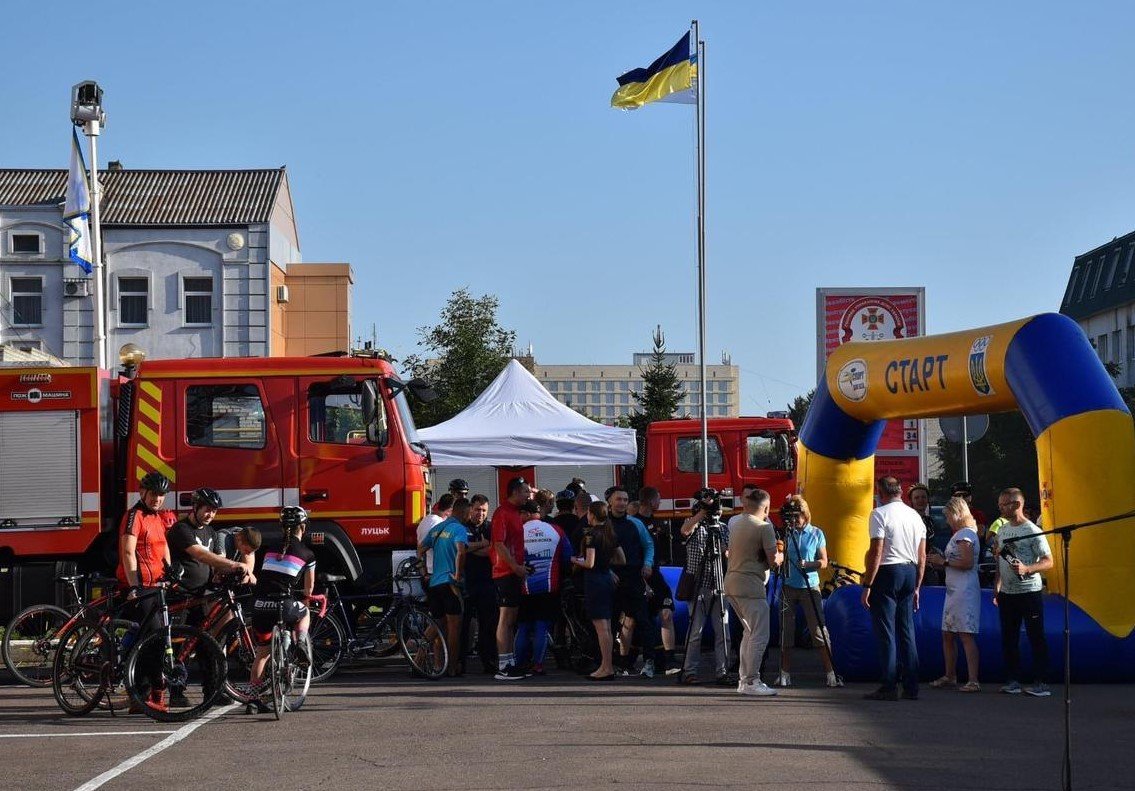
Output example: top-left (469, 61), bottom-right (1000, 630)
top-left (799, 312), bottom-right (1135, 638)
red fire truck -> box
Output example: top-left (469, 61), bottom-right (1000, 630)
top-left (0, 351), bottom-right (433, 616)
top-left (637, 416), bottom-right (798, 558)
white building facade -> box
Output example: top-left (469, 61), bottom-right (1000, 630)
top-left (1061, 230), bottom-right (1135, 388)
top-left (0, 167), bottom-right (300, 363)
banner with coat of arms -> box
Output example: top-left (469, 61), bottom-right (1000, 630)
top-left (816, 287), bottom-right (927, 488)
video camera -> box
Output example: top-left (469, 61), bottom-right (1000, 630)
top-left (691, 487), bottom-right (722, 518)
top-left (780, 498), bottom-right (803, 525)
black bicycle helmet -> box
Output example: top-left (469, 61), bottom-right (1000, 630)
top-left (555, 488), bottom-right (577, 502)
top-left (192, 487), bottom-right (223, 509)
top-left (139, 471), bottom-right (171, 495)
top-left (448, 478), bottom-right (470, 494)
top-left (280, 505), bottom-right (309, 529)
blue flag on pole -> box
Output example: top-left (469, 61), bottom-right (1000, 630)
top-left (64, 130), bottom-right (93, 274)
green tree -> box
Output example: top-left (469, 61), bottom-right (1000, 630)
top-left (930, 411), bottom-right (1039, 517)
top-left (628, 326), bottom-right (685, 440)
top-left (787, 389), bottom-right (815, 428)
top-left (402, 288), bottom-right (517, 428)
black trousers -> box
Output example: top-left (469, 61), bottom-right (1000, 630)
top-left (463, 582), bottom-right (499, 669)
top-left (999, 590), bottom-right (1048, 683)
top-left (615, 573), bottom-right (662, 666)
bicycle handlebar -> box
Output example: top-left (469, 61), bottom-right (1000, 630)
top-left (308, 593), bottom-right (328, 619)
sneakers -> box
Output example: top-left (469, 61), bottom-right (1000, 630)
top-left (776, 672), bottom-right (792, 688)
top-left (639, 660), bottom-right (655, 679)
top-left (1026, 683), bottom-right (1051, 697)
top-left (738, 681), bottom-right (778, 697)
top-left (616, 667), bottom-right (634, 677)
top-left (1000, 681), bottom-right (1023, 695)
top-left (494, 664), bottom-right (526, 681)
top-left (664, 665), bottom-right (682, 676)
top-left (825, 672), bottom-right (844, 688)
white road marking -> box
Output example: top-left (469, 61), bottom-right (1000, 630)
top-left (0, 731), bottom-right (176, 739)
top-left (72, 704), bottom-right (236, 791)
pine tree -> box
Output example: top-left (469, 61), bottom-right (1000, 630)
top-left (629, 326), bottom-right (685, 439)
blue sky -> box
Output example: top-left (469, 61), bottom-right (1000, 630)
top-left (6, 1), bottom-right (1135, 412)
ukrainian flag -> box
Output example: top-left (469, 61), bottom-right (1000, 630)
top-left (611, 32), bottom-right (698, 110)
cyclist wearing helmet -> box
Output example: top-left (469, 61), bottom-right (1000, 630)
top-left (448, 478), bottom-right (470, 498)
top-left (116, 471), bottom-right (176, 592)
top-left (168, 488), bottom-right (252, 596)
top-left (249, 506), bottom-right (316, 689)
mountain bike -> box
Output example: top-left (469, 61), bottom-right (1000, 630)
top-left (3, 573), bottom-right (118, 687)
top-left (308, 559), bottom-right (447, 681)
top-left (122, 577), bottom-right (227, 723)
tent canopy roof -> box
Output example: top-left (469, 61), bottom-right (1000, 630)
top-left (416, 359), bottom-right (638, 466)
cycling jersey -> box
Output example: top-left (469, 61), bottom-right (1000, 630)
top-left (115, 502), bottom-right (175, 588)
top-left (255, 540), bottom-right (316, 598)
top-left (521, 520), bottom-right (572, 595)
top-left (167, 517), bottom-right (218, 591)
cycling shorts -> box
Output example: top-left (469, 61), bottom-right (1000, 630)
top-left (251, 597), bottom-right (308, 640)
top-left (428, 584), bottom-right (465, 619)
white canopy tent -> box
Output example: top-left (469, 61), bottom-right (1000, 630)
top-left (417, 359), bottom-right (638, 466)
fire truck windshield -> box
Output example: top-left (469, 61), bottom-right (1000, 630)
top-left (390, 385), bottom-right (424, 454)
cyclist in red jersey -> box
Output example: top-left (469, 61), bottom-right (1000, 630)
top-left (117, 472), bottom-right (175, 592)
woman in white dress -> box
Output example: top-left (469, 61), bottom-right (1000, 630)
top-left (927, 496), bottom-right (981, 692)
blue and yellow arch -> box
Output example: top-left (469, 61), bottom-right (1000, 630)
top-left (799, 312), bottom-right (1135, 638)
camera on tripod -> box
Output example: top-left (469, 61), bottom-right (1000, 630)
top-left (780, 498), bottom-right (803, 525)
top-left (691, 487), bottom-right (722, 519)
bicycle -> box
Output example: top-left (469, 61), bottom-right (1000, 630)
top-left (307, 559), bottom-right (447, 681)
top-left (122, 575), bottom-right (227, 723)
top-left (50, 594), bottom-right (139, 717)
top-left (257, 593), bottom-right (326, 719)
top-left (550, 580), bottom-right (600, 674)
top-left (821, 562), bottom-right (864, 598)
top-left (3, 573), bottom-right (118, 687)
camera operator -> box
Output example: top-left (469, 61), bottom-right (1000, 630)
top-left (677, 488), bottom-right (730, 685)
top-left (777, 495), bottom-right (840, 688)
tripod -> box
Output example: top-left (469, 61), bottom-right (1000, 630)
top-left (777, 523), bottom-right (841, 686)
top-left (680, 516), bottom-right (731, 681)
top-left (999, 507), bottom-right (1135, 791)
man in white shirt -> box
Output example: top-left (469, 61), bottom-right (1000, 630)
top-left (861, 476), bottom-right (926, 701)
top-left (416, 494), bottom-right (455, 579)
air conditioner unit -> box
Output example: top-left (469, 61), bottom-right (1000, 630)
top-left (63, 279), bottom-right (91, 298)
top-left (276, 285), bottom-right (290, 304)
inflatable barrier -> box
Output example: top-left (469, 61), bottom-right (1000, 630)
top-left (795, 312), bottom-right (1135, 680)
top-left (825, 585), bottom-right (1135, 683)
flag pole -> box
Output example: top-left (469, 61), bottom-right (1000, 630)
top-left (86, 121), bottom-right (107, 370)
top-left (693, 19), bottom-right (709, 488)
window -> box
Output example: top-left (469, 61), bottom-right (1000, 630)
top-left (1090, 256), bottom-right (1107, 298)
top-left (547, 381), bottom-right (558, 392)
top-left (1120, 246), bottom-right (1135, 288)
top-left (183, 276), bottom-right (213, 325)
top-left (118, 277), bottom-right (148, 326)
top-left (10, 277), bottom-right (43, 326)
top-left (605, 393), bottom-right (615, 405)
top-left (605, 381), bottom-right (615, 392)
top-left (747, 433), bottom-right (794, 471)
top-left (1076, 261), bottom-right (1094, 302)
top-left (1062, 268), bottom-right (1080, 307)
top-left (676, 437), bottom-right (724, 474)
top-left (1097, 334), bottom-right (1109, 362)
top-left (619, 393), bottom-right (628, 405)
top-left (187, 385), bottom-right (266, 449)
top-left (10, 232), bottom-right (42, 254)
top-left (309, 379), bottom-right (384, 445)
top-left (1113, 331), bottom-right (1122, 363)
top-left (1128, 327), bottom-right (1135, 363)
top-left (1105, 250), bottom-right (1122, 290)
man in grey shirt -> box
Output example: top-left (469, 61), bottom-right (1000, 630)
top-left (861, 476), bottom-right (926, 701)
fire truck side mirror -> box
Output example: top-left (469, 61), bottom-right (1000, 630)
top-left (407, 378), bottom-right (438, 403)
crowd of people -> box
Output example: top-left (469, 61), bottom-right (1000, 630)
top-left (109, 466), bottom-right (1055, 707)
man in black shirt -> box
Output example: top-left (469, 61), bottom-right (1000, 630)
top-left (167, 489), bottom-right (251, 612)
top-left (606, 485), bottom-right (662, 677)
top-left (462, 494), bottom-right (498, 673)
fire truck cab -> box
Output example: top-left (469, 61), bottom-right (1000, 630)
top-left (0, 353), bottom-right (432, 614)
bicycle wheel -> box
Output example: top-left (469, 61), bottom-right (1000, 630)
top-left (397, 607), bottom-right (447, 679)
top-left (125, 626), bottom-right (226, 723)
top-left (3, 604), bottom-right (71, 687)
top-left (308, 614), bottom-right (345, 683)
top-left (216, 621), bottom-right (258, 703)
top-left (282, 635), bottom-right (312, 712)
top-left (94, 620), bottom-right (138, 713)
top-left (51, 621), bottom-right (111, 717)
top-left (268, 628), bottom-right (285, 720)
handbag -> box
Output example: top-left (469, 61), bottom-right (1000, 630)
top-left (675, 569), bottom-right (697, 602)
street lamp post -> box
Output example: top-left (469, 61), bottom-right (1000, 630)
top-left (70, 81), bottom-right (106, 370)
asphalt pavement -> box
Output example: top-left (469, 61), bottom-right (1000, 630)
top-left (2, 658), bottom-right (1132, 790)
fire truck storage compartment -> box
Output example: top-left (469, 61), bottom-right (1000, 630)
top-left (0, 411), bottom-right (81, 527)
